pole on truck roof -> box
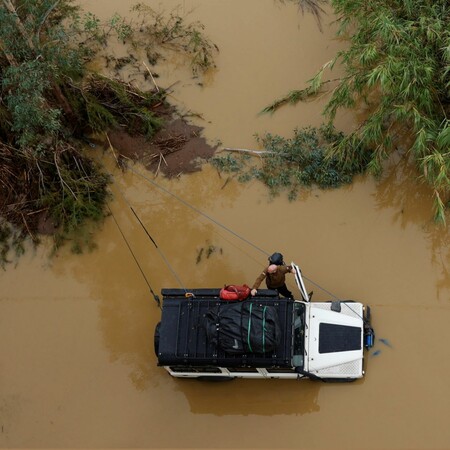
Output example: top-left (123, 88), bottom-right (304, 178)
top-left (292, 263), bottom-right (310, 302)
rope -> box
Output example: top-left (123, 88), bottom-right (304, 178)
top-left (301, 275), bottom-right (340, 301)
top-left (111, 182), bottom-right (189, 293)
top-left (298, 274), bottom-right (364, 320)
top-left (129, 206), bottom-right (187, 292)
top-left (128, 165), bottom-right (270, 257)
top-left (108, 205), bottom-right (161, 308)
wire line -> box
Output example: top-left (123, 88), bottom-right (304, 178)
top-left (128, 165), bottom-right (270, 257)
top-left (108, 205), bottom-right (160, 308)
top-left (110, 181), bottom-right (188, 293)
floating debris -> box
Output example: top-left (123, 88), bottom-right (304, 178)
top-left (206, 244), bottom-right (216, 258)
top-left (379, 338), bottom-right (393, 348)
top-left (196, 241), bottom-right (223, 264)
top-left (196, 247), bottom-right (204, 264)
top-left (372, 349), bottom-right (381, 357)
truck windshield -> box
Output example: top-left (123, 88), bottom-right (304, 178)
top-left (292, 302), bottom-right (305, 368)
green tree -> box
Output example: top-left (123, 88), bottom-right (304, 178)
top-left (266, 0), bottom-right (450, 222)
top-left (0, 0), bottom-right (112, 256)
top-left (0, 0), bottom-right (216, 261)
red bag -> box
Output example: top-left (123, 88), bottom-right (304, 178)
top-left (219, 284), bottom-right (251, 301)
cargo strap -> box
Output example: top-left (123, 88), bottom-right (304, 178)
top-left (246, 304), bottom-right (268, 353)
top-left (247, 303), bottom-right (253, 352)
top-left (262, 306), bottom-right (267, 353)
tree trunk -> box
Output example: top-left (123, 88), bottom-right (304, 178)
top-left (0, 42), bottom-right (18, 66)
top-left (52, 83), bottom-right (75, 118)
top-left (2, 0), bottom-right (35, 50)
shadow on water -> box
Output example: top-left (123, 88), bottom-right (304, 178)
top-left (373, 155), bottom-right (450, 300)
top-left (172, 377), bottom-right (323, 416)
top-left (373, 155), bottom-right (433, 227)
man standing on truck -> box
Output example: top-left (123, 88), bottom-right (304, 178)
top-left (250, 252), bottom-right (295, 299)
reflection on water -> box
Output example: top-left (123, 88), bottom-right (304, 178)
top-left (176, 378), bottom-right (321, 416)
top-left (1, 0), bottom-right (450, 448)
top-left (374, 154), bottom-right (450, 301)
top-left (374, 154), bottom-right (434, 228)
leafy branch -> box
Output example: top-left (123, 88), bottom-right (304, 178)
top-left (212, 124), bottom-right (369, 200)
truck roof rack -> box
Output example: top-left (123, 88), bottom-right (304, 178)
top-left (157, 291), bottom-right (298, 368)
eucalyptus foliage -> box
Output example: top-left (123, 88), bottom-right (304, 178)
top-left (268, 0), bottom-right (450, 222)
top-left (130, 3), bottom-right (218, 75)
top-left (211, 125), bottom-right (369, 200)
top-left (0, 0), bottom-right (217, 261)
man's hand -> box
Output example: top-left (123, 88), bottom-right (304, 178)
top-left (251, 288), bottom-right (257, 296)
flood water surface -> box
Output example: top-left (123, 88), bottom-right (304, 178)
top-left (1, 1), bottom-right (450, 449)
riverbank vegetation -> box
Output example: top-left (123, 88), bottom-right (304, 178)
top-left (263, 0), bottom-right (450, 223)
top-left (0, 0), bottom-right (216, 265)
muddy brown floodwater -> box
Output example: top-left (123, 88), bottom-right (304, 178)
top-left (1, 1), bottom-right (450, 449)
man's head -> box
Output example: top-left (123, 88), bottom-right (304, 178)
top-left (268, 252), bottom-right (284, 265)
top-left (268, 264), bottom-right (278, 274)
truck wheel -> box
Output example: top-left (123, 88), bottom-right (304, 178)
top-left (154, 322), bottom-right (161, 356)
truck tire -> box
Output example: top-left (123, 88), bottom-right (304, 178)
top-left (154, 322), bottom-right (161, 356)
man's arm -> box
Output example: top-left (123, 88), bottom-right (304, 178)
top-left (251, 271), bottom-right (266, 296)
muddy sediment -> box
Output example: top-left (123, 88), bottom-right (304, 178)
top-left (107, 118), bottom-right (216, 177)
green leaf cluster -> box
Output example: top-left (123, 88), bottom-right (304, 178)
top-left (130, 3), bottom-right (218, 75)
top-left (3, 60), bottom-right (62, 147)
top-left (211, 125), bottom-right (369, 200)
top-left (81, 74), bottom-right (165, 137)
top-left (36, 146), bottom-right (111, 253)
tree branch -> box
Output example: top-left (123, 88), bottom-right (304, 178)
top-left (36, 0), bottom-right (60, 42)
top-left (218, 147), bottom-right (280, 155)
top-left (2, 0), bottom-right (36, 50)
top-left (54, 153), bottom-right (77, 199)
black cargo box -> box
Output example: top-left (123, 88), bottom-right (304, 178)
top-left (157, 289), bottom-right (295, 368)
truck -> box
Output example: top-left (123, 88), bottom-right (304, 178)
top-left (154, 264), bottom-right (374, 381)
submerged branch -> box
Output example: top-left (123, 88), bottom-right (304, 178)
top-left (142, 61), bottom-right (159, 92)
top-left (261, 74), bottom-right (343, 114)
top-left (219, 147), bottom-right (280, 155)
top-left (54, 153), bottom-right (77, 199)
